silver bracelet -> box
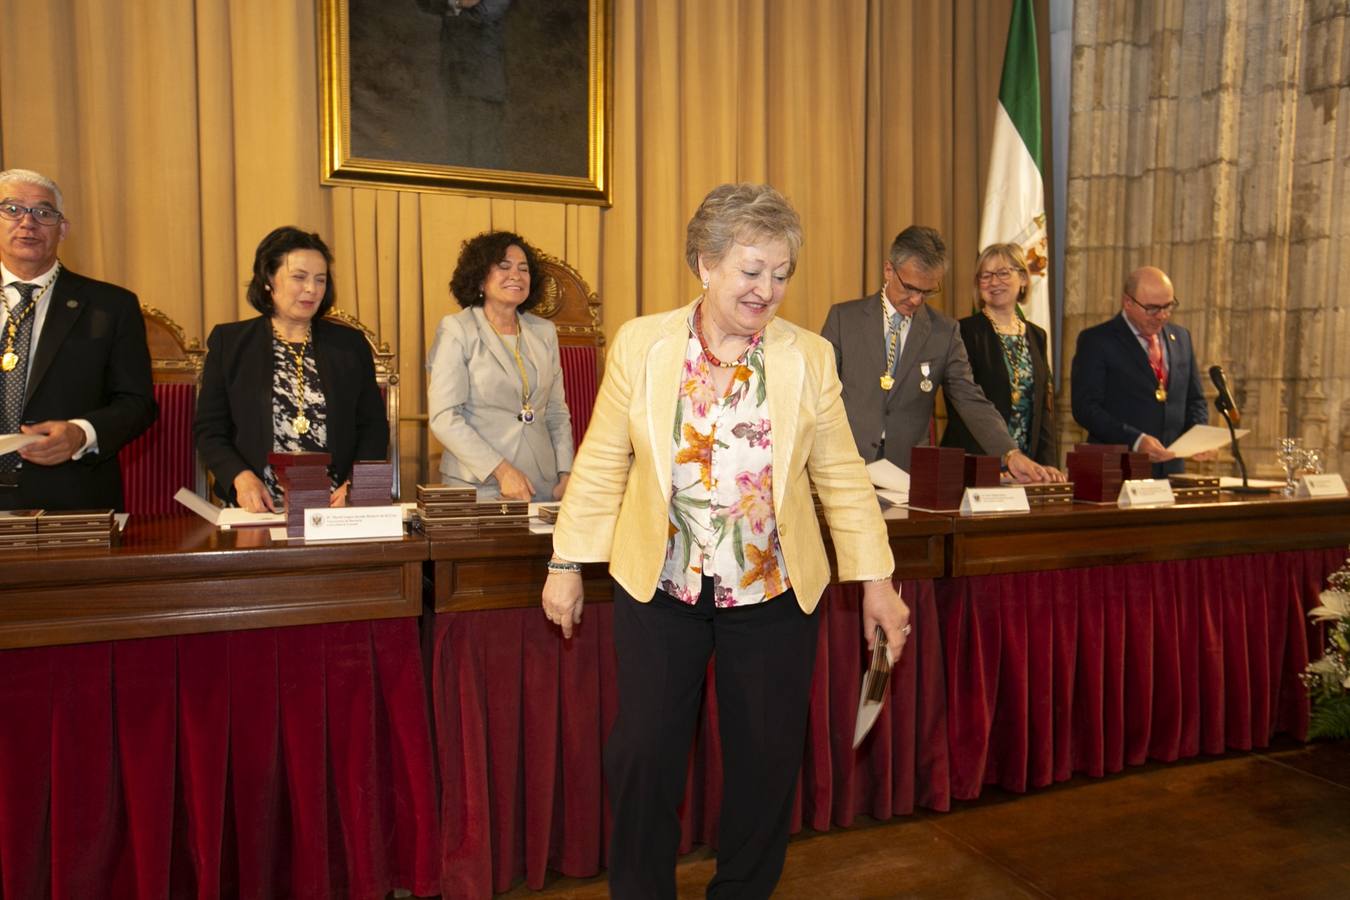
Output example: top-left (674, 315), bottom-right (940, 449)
top-left (547, 560), bottom-right (581, 575)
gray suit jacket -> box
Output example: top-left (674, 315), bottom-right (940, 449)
top-left (427, 307), bottom-right (574, 500)
top-left (821, 294), bottom-right (1016, 470)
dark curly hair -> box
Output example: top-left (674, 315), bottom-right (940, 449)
top-left (449, 231), bottom-right (544, 311)
top-left (246, 226), bottom-right (336, 317)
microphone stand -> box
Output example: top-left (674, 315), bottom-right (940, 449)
top-left (1216, 399), bottom-right (1270, 494)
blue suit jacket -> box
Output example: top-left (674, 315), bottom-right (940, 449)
top-left (1070, 314), bottom-right (1208, 476)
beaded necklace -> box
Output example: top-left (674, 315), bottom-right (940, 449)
top-left (694, 300), bottom-right (758, 369)
top-left (276, 327), bottom-right (312, 434)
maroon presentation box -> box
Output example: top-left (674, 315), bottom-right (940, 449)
top-left (268, 450), bottom-right (331, 467)
top-left (1121, 451), bottom-right (1152, 480)
top-left (1066, 450), bottom-right (1123, 502)
top-left (349, 460), bottom-right (393, 506)
top-left (1073, 443), bottom-right (1128, 454)
top-left (964, 455), bottom-right (1002, 488)
top-left (910, 446), bottom-right (967, 510)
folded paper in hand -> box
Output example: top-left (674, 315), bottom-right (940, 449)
top-left (0, 433), bottom-right (41, 455)
top-left (852, 625), bottom-right (891, 748)
top-left (1166, 424), bottom-right (1249, 458)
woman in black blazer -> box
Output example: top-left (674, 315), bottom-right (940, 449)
top-left (194, 227), bottom-right (388, 512)
top-left (942, 243), bottom-right (1058, 467)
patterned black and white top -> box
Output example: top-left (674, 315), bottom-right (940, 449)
top-left (262, 334), bottom-right (335, 503)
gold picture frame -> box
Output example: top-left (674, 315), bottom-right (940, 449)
top-left (319, 0), bottom-right (612, 205)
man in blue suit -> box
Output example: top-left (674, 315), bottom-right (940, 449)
top-left (1071, 266), bottom-right (1209, 476)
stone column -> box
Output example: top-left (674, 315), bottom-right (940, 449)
top-left (1062, 0), bottom-right (1349, 477)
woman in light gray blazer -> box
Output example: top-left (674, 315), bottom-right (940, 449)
top-left (427, 231), bottom-right (574, 501)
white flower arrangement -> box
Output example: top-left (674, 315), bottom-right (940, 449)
top-left (1302, 554), bottom-right (1350, 739)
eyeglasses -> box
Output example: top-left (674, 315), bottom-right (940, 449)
top-left (890, 273), bottom-right (942, 301)
top-left (1125, 293), bottom-right (1179, 317)
top-left (0, 202), bottom-right (64, 226)
top-left (977, 268), bottom-right (1019, 284)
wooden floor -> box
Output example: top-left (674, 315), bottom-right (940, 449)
top-left (502, 739), bottom-right (1350, 899)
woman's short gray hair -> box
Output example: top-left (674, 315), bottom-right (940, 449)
top-left (0, 168), bottom-right (63, 212)
top-left (685, 183), bottom-right (804, 278)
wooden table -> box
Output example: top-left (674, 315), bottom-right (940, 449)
top-left (949, 494), bottom-right (1350, 575)
top-left (0, 514), bottom-right (427, 650)
top-left (0, 516), bottom-right (439, 900)
top-left (428, 507), bottom-right (952, 612)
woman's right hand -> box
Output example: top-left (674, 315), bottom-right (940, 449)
top-left (233, 470), bottom-right (277, 513)
top-left (542, 570), bottom-right (584, 638)
top-left (493, 459), bottom-right (536, 501)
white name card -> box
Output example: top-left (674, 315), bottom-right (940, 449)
top-left (1117, 479), bottom-right (1176, 508)
top-left (1296, 473), bottom-right (1348, 498)
top-left (960, 486), bottom-right (1030, 515)
top-left (303, 505), bottom-right (405, 542)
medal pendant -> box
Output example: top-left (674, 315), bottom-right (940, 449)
top-left (520, 405), bottom-right (535, 424)
top-left (293, 414), bottom-right (310, 435)
top-left (0, 351), bottom-right (16, 372)
top-left (920, 378), bottom-right (934, 393)
top-left (1155, 387), bottom-right (1167, 403)
top-left (879, 374), bottom-right (895, 391)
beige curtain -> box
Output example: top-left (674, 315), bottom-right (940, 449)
top-left (1062, 1), bottom-right (1350, 475)
top-left (0, 0), bottom-right (1042, 491)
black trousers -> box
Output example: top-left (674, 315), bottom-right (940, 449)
top-left (605, 578), bottom-right (821, 900)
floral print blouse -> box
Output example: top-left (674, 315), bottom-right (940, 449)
top-left (998, 332), bottom-right (1035, 455)
top-left (658, 308), bottom-right (791, 608)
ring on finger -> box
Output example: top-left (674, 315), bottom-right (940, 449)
top-left (902, 624), bottom-right (912, 636)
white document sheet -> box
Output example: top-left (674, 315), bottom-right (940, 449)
top-left (1166, 425), bottom-right (1249, 458)
top-left (1218, 476), bottom-right (1285, 489)
top-left (173, 487), bottom-right (285, 528)
top-left (0, 433), bottom-right (41, 455)
top-left (866, 459), bottom-right (911, 492)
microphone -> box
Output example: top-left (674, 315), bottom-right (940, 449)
top-left (1209, 364), bottom-right (1268, 492)
top-left (1209, 365), bottom-right (1240, 426)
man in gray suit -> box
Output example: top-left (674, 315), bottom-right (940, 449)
top-left (821, 226), bottom-right (1052, 481)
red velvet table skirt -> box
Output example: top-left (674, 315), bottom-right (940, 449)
top-left (0, 620), bottom-right (439, 900)
top-left (430, 579), bottom-right (945, 897)
top-left (939, 547), bottom-right (1347, 798)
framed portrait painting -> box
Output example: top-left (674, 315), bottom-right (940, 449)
top-left (319, 0), bottom-right (612, 205)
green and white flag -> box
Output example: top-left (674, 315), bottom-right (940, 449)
top-left (978, 0), bottom-right (1050, 360)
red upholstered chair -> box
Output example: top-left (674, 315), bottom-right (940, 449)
top-left (119, 306), bottom-right (206, 514)
top-left (322, 308), bottom-right (401, 500)
top-left (533, 254), bottom-right (604, 449)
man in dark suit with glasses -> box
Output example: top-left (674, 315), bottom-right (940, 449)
top-left (1071, 265), bottom-right (1209, 476)
top-left (0, 168), bottom-right (156, 510)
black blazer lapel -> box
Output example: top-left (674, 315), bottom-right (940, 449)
top-left (311, 319), bottom-right (339, 407)
top-left (1107, 315), bottom-right (1155, 383)
top-left (241, 318), bottom-right (276, 465)
top-left (969, 314), bottom-right (1012, 411)
top-left (1161, 323), bottom-right (1185, 391)
top-left (23, 271), bottom-right (82, 407)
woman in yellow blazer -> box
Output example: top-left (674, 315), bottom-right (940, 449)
top-left (542, 184), bottom-right (910, 899)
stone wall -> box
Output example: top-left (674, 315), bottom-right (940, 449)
top-left (1061, 0), bottom-right (1349, 475)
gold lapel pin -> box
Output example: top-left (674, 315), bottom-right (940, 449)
top-left (66, 299), bottom-right (78, 308)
